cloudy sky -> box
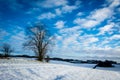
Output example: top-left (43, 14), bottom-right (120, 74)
top-left (0, 0), bottom-right (120, 59)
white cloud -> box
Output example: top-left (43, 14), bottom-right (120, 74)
top-left (9, 30), bottom-right (26, 53)
top-left (55, 1), bottom-right (80, 16)
top-left (60, 0), bottom-right (81, 14)
top-left (61, 5), bottom-right (78, 13)
top-left (55, 34), bottom-right (62, 41)
top-left (38, 0), bottom-right (80, 20)
top-left (73, 18), bottom-right (85, 25)
top-left (10, 26), bottom-right (25, 41)
top-left (54, 26), bottom-right (120, 58)
top-left (78, 35), bottom-right (99, 47)
top-left (98, 23), bottom-right (115, 35)
top-left (74, 8), bottom-right (113, 28)
top-left (55, 8), bottom-right (62, 15)
top-left (38, 4), bottom-right (78, 20)
top-left (73, 18), bottom-right (99, 28)
top-left (55, 5), bottom-right (79, 17)
top-left (75, 0), bottom-right (81, 6)
top-left (77, 12), bottom-right (83, 16)
top-left (54, 25), bottom-right (99, 56)
top-left (53, 25), bottom-right (82, 54)
top-left (108, 0), bottom-right (120, 8)
top-left (55, 27), bottom-right (98, 48)
top-left (37, 0), bottom-right (68, 8)
top-left (82, 20), bottom-right (99, 28)
top-left (59, 26), bottom-right (81, 34)
top-left (48, 0), bottom-right (120, 58)
top-left (11, 31), bottom-right (25, 41)
top-left (90, 8), bottom-right (112, 22)
top-left (38, 5), bottom-right (78, 20)
top-left (62, 36), bottom-right (77, 48)
top-left (96, 33), bottom-right (120, 47)
top-left (110, 34), bottom-right (120, 40)
top-left (38, 12), bottom-right (56, 19)
top-left (0, 29), bottom-right (8, 40)
top-left (86, 37), bottom-right (99, 43)
top-left (55, 26), bottom-right (82, 51)
top-left (73, 0), bottom-right (120, 29)
top-left (54, 20), bottom-right (65, 29)
top-left (26, 8), bottom-right (41, 14)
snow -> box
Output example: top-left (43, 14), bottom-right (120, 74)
top-left (0, 58), bottom-right (120, 80)
top-left (50, 60), bottom-right (120, 72)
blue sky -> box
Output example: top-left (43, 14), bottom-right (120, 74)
top-left (0, 0), bottom-right (120, 59)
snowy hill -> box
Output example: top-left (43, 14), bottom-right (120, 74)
top-left (0, 58), bottom-right (120, 80)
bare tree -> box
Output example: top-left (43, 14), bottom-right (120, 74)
top-left (24, 23), bottom-right (53, 61)
top-left (0, 43), bottom-right (14, 57)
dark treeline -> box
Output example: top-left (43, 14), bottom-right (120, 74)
top-left (50, 57), bottom-right (117, 64)
top-left (0, 53), bottom-right (117, 64)
top-left (0, 54), bottom-right (36, 58)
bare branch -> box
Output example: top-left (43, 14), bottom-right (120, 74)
top-left (24, 23), bottom-right (53, 61)
top-left (0, 43), bottom-right (14, 57)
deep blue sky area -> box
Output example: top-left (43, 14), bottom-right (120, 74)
top-left (0, 0), bottom-right (120, 60)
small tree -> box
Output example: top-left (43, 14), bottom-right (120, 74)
top-left (24, 23), bottom-right (53, 61)
top-left (45, 55), bottom-right (50, 62)
top-left (0, 43), bottom-right (14, 57)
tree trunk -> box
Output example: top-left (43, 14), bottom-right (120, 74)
top-left (38, 51), bottom-right (44, 61)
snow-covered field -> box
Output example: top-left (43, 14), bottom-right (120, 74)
top-left (50, 60), bottom-right (120, 72)
top-left (0, 58), bottom-right (120, 80)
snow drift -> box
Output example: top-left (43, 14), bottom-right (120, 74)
top-left (0, 58), bottom-right (120, 80)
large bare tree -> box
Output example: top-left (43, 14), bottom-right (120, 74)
top-left (0, 43), bottom-right (14, 57)
top-left (24, 23), bottom-right (53, 61)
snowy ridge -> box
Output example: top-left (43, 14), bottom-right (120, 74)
top-left (0, 58), bottom-right (120, 80)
